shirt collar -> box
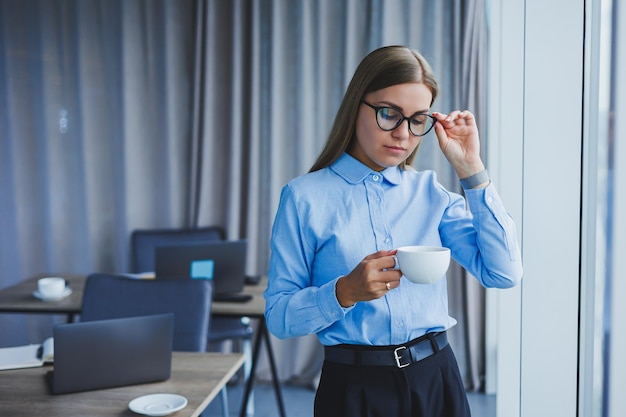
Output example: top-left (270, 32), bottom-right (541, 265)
top-left (330, 153), bottom-right (402, 185)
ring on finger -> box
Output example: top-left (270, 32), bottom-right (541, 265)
top-left (385, 282), bottom-right (391, 290)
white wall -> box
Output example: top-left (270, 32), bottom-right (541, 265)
top-left (607, 2), bottom-right (626, 415)
top-left (486, 0), bottom-right (524, 411)
top-left (489, 1), bottom-right (584, 416)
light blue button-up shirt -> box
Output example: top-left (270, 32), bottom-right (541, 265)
top-left (265, 153), bottom-right (522, 346)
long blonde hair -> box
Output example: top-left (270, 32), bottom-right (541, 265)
top-left (310, 46), bottom-right (438, 172)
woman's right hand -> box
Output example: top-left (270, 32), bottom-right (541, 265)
top-left (335, 250), bottom-right (402, 307)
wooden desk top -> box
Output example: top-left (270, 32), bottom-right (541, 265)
top-left (0, 274), bottom-right (85, 315)
top-left (212, 276), bottom-right (266, 318)
top-left (0, 352), bottom-right (244, 417)
top-left (0, 274), bottom-right (267, 318)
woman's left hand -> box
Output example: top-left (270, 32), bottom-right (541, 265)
top-left (432, 110), bottom-right (485, 179)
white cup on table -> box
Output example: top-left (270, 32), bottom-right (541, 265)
top-left (37, 277), bottom-right (66, 298)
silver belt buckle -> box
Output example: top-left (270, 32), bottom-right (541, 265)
top-left (394, 346), bottom-right (410, 368)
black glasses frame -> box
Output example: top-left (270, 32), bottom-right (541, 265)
top-left (360, 101), bottom-right (436, 137)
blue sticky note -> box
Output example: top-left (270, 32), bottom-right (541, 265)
top-left (190, 260), bottom-right (214, 280)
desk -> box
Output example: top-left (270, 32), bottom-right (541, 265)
top-left (0, 275), bottom-right (285, 417)
top-left (0, 274), bottom-right (84, 322)
top-left (0, 352), bottom-right (244, 417)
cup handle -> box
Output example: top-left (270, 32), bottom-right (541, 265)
top-left (392, 255), bottom-right (400, 270)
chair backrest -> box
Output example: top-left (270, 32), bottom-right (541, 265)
top-left (130, 226), bottom-right (225, 273)
top-left (81, 273), bottom-right (213, 352)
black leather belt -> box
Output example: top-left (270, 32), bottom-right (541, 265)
top-left (324, 332), bottom-right (448, 368)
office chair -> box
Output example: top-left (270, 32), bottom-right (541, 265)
top-left (129, 226), bottom-right (255, 416)
top-left (81, 273), bottom-right (213, 352)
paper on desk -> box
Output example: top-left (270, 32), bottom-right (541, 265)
top-left (0, 337), bottom-right (54, 370)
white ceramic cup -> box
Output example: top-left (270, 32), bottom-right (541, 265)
top-left (395, 246), bottom-right (451, 284)
top-left (37, 277), bottom-right (66, 298)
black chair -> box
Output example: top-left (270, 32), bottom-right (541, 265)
top-left (129, 226), bottom-right (255, 416)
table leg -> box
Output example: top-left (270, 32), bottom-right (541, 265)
top-left (239, 323), bottom-right (262, 417)
top-left (239, 319), bottom-right (286, 417)
top-left (262, 321), bottom-right (286, 417)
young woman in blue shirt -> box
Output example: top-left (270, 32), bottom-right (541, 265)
top-left (264, 45), bottom-right (523, 417)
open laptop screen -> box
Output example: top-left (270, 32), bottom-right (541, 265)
top-left (155, 240), bottom-right (248, 298)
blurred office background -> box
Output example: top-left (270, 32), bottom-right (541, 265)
top-left (1, 1), bottom-right (625, 416)
top-left (0, 0), bottom-right (488, 391)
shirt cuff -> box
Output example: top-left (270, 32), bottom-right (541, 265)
top-left (464, 182), bottom-right (514, 231)
top-left (317, 277), bottom-right (354, 322)
top-left (464, 181), bottom-right (498, 214)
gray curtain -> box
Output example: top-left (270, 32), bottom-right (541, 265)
top-left (0, 0), bottom-right (196, 344)
top-left (0, 0), bottom-right (487, 390)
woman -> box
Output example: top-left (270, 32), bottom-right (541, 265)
top-left (264, 45), bottom-right (522, 417)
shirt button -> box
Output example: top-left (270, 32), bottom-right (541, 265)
top-left (487, 197), bottom-right (494, 204)
top-left (397, 321), bottom-right (405, 328)
top-left (372, 175), bottom-right (379, 181)
top-left (384, 238), bottom-right (390, 243)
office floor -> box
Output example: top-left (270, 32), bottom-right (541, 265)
top-left (203, 381), bottom-right (496, 417)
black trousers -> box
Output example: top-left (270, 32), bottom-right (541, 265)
top-left (314, 344), bottom-right (471, 417)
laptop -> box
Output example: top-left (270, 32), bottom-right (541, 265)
top-left (48, 313), bottom-right (173, 395)
top-left (154, 240), bottom-right (251, 302)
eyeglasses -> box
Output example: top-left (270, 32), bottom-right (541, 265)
top-left (360, 101), bottom-right (435, 137)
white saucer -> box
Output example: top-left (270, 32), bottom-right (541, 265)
top-left (129, 393), bottom-right (188, 416)
top-left (32, 288), bottom-right (72, 302)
